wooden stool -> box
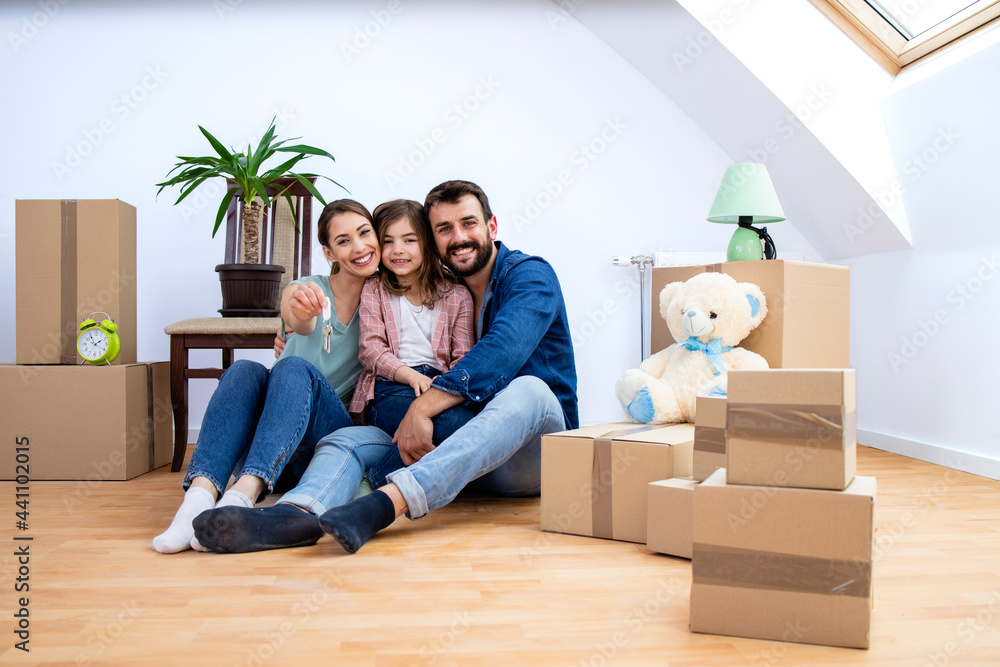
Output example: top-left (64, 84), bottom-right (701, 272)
top-left (165, 317), bottom-right (281, 472)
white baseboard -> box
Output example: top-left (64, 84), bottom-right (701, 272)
top-left (859, 428), bottom-right (1000, 482)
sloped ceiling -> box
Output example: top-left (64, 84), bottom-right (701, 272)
top-left (566, 0), bottom-right (911, 261)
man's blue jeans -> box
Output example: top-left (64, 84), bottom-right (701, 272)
top-left (279, 376), bottom-right (565, 518)
top-left (184, 356), bottom-right (354, 497)
top-left (366, 364), bottom-right (483, 487)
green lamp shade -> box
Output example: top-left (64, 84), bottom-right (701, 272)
top-left (707, 163), bottom-right (786, 224)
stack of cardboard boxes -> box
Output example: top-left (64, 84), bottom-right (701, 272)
top-left (1, 200), bottom-right (172, 481)
top-left (690, 368), bottom-right (875, 650)
top-left (540, 259), bottom-right (875, 649)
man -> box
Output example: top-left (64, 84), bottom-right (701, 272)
top-left (194, 180), bottom-right (578, 553)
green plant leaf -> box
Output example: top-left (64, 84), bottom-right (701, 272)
top-left (276, 144), bottom-right (336, 161)
top-left (253, 136), bottom-right (294, 168)
top-left (230, 155), bottom-right (253, 200)
top-left (288, 171), bottom-right (343, 206)
top-left (247, 117), bottom-right (278, 174)
top-left (174, 155), bottom-right (224, 166)
top-left (297, 172), bottom-right (349, 199)
top-left (212, 187), bottom-right (239, 238)
top-left (173, 170), bottom-right (225, 205)
top-left (251, 176), bottom-right (272, 207)
top-left (198, 125), bottom-right (234, 162)
top-left (156, 165), bottom-right (223, 198)
top-left (157, 161), bottom-right (200, 183)
top-left (260, 154), bottom-right (308, 183)
top-left (278, 191), bottom-right (300, 233)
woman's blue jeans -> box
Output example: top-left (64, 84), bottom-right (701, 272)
top-left (184, 356), bottom-right (354, 498)
top-left (366, 364), bottom-right (482, 487)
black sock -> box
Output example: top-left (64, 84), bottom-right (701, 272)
top-left (317, 490), bottom-right (396, 554)
top-left (192, 504), bottom-right (323, 553)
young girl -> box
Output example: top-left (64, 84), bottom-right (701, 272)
top-left (153, 199), bottom-right (379, 554)
top-left (348, 199), bottom-right (478, 477)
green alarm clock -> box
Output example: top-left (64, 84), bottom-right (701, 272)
top-left (77, 312), bottom-right (121, 365)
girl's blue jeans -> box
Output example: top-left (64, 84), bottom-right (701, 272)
top-left (365, 364), bottom-right (483, 487)
top-left (183, 356), bottom-right (354, 499)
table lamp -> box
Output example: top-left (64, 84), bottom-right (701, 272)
top-left (707, 163), bottom-right (785, 261)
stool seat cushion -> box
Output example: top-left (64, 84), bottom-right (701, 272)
top-left (164, 317), bottom-right (281, 336)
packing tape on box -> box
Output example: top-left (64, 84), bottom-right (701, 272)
top-left (692, 543), bottom-right (871, 598)
top-left (694, 426), bottom-right (726, 455)
top-left (592, 426), bottom-right (650, 539)
top-left (60, 200), bottom-right (78, 364)
top-left (727, 404), bottom-right (857, 448)
top-left (145, 363), bottom-right (155, 471)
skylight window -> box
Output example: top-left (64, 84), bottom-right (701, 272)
top-left (871, 0), bottom-right (981, 37)
top-left (811, 0), bottom-right (1000, 72)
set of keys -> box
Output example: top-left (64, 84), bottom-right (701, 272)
top-left (321, 297), bottom-right (333, 353)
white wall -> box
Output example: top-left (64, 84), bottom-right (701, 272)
top-left (0, 0), bottom-right (821, 432)
top-left (847, 32), bottom-right (1000, 477)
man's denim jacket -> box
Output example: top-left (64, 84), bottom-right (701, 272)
top-left (432, 242), bottom-right (579, 430)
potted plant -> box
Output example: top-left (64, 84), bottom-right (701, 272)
top-left (156, 117), bottom-right (344, 315)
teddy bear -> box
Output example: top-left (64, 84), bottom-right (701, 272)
top-left (615, 271), bottom-right (769, 424)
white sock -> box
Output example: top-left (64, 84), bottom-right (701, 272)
top-left (190, 489), bottom-right (254, 552)
top-left (217, 488), bottom-right (255, 509)
top-left (152, 486), bottom-right (216, 554)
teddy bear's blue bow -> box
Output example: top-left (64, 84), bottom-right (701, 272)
top-left (682, 336), bottom-right (733, 376)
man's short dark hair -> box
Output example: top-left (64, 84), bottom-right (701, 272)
top-left (424, 180), bottom-right (493, 222)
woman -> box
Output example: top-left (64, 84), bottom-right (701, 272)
top-left (153, 199), bottom-right (379, 553)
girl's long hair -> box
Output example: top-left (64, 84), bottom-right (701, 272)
top-left (372, 199), bottom-right (453, 308)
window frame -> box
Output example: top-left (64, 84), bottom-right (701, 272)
top-left (810, 0), bottom-right (1000, 74)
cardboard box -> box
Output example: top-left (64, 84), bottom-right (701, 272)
top-left (15, 199), bottom-right (137, 365)
top-left (727, 369), bottom-right (856, 491)
top-left (694, 395), bottom-right (727, 482)
top-left (650, 260), bottom-right (850, 369)
top-left (540, 422), bottom-right (695, 543)
top-left (0, 362), bottom-right (172, 480)
top-left (647, 477), bottom-right (697, 558)
top-left (690, 469), bottom-right (876, 649)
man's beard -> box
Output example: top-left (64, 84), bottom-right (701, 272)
top-left (444, 238), bottom-right (493, 277)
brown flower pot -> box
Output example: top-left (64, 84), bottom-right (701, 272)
top-left (215, 263), bottom-right (286, 317)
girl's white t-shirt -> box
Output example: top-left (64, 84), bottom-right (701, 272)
top-left (392, 294), bottom-right (440, 370)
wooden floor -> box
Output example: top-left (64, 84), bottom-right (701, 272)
top-left (2, 445), bottom-right (999, 666)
